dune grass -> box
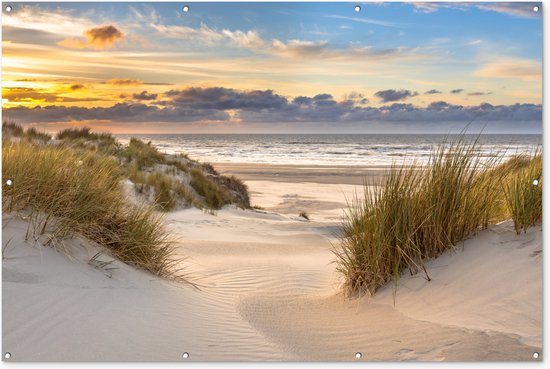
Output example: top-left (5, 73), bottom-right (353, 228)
top-left (57, 127), bottom-right (114, 142)
top-left (223, 175), bottom-right (250, 209)
top-left (57, 127), bottom-right (120, 155)
top-left (335, 137), bottom-right (542, 297)
top-left (127, 164), bottom-right (197, 211)
top-left (2, 140), bottom-right (182, 280)
top-left (3, 121), bottom-right (51, 143)
top-left (2, 121), bottom-right (24, 137)
top-left (122, 138), bottom-right (166, 169)
top-left (24, 127), bottom-right (52, 143)
top-left (144, 171), bottom-right (196, 211)
top-left (54, 127), bottom-right (251, 211)
top-left (189, 168), bottom-right (230, 209)
top-left (504, 153), bottom-right (542, 234)
top-left (147, 172), bottom-right (177, 211)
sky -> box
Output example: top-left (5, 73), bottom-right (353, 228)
top-left (1, 2), bottom-right (543, 133)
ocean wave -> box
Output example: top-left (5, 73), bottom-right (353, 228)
top-left (119, 134), bottom-right (540, 167)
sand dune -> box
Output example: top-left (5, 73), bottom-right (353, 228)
top-left (2, 179), bottom-right (542, 361)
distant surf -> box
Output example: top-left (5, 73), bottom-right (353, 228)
top-left (115, 133), bottom-right (542, 167)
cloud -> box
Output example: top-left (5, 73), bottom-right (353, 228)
top-left (475, 59), bottom-right (541, 81)
top-left (106, 79), bottom-right (143, 86)
top-left (467, 91), bottom-right (492, 96)
top-left (271, 39), bottom-right (330, 58)
top-left (2, 5), bottom-right (95, 37)
top-left (105, 79), bottom-right (173, 87)
top-left (3, 103), bottom-right (229, 124)
top-left (152, 22), bottom-right (397, 61)
top-left (425, 89), bottom-right (442, 94)
top-left (343, 101), bottom-right (542, 125)
top-left (2, 87), bottom-right (102, 103)
top-left (269, 39), bottom-right (421, 61)
top-left (69, 84), bottom-right (85, 91)
top-left (132, 91), bottom-right (158, 101)
top-left (150, 24), bottom-right (224, 44)
top-left (3, 25), bottom-right (62, 45)
top-left (4, 87), bottom-right (540, 130)
top-left (144, 82), bottom-right (175, 86)
top-left (375, 89), bottom-right (419, 102)
top-left (149, 24), bottom-right (264, 49)
top-left (412, 3), bottom-right (443, 13)
top-left (450, 89), bottom-right (464, 94)
top-left (3, 87), bottom-right (60, 103)
top-left (343, 92), bottom-right (369, 105)
top-left (221, 29), bottom-right (265, 49)
top-left (59, 25), bottom-right (124, 50)
top-left (476, 2), bottom-right (541, 18)
top-left (149, 22), bottom-right (424, 62)
top-left (164, 87), bottom-right (288, 110)
top-left (325, 15), bottom-right (399, 28)
top-left (84, 25), bottom-right (124, 47)
top-left (413, 2), bottom-right (540, 18)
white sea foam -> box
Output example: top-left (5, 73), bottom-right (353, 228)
top-left (116, 134), bottom-right (542, 166)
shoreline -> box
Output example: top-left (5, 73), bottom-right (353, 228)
top-left (213, 162), bottom-right (390, 185)
top-left (2, 133), bottom-right (542, 361)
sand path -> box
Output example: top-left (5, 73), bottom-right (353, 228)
top-left (2, 180), bottom-right (542, 361)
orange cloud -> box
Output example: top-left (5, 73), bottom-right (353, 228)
top-left (106, 78), bottom-right (143, 86)
top-left (85, 25), bottom-right (124, 47)
top-left (58, 25), bottom-right (124, 50)
top-left (2, 87), bottom-right (104, 105)
top-left (475, 59), bottom-right (541, 81)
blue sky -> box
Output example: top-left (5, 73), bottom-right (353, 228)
top-left (2, 2), bottom-right (543, 133)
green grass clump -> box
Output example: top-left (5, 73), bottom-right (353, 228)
top-left (122, 138), bottom-right (165, 169)
top-left (225, 175), bottom-right (250, 208)
top-left (57, 127), bottom-right (120, 155)
top-left (190, 168), bottom-right (229, 209)
top-left (127, 164), bottom-right (196, 211)
top-left (166, 159), bottom-right (190, 173)
top-left (2, 141), bottom-right (182, 280)
top-left (127, 163), bottom-right (147, 185)
top-left (504, 153), bottom-right (542, 234)
top-left (334, 137), bottom-right (514, 297)
top-left (57, 127), bottom-right (113, 142)
top-left (208, 174), bottom-right (250, 209)
top-left (146, 172), bottom-right (177, 211)
top-left (172, 181), bottom-right (197, 208)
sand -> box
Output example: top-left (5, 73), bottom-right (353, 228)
top-left (213, 162), bottom-right (389, 185)
top-left (1, 164), bottom-right (542, 361)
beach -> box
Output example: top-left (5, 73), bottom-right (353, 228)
top-left (2, 1), bottom-right (543, 363)
top-left (2, 161), bottom-right (542, 361)
top-left (214, 162), bottom-right (388, 185)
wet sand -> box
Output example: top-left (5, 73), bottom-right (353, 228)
top-left (213, 162), bottom-right (389, 185)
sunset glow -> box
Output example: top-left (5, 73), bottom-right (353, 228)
top-left (2, 2), bottom-right (543, 133)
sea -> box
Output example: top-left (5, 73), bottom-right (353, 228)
top-left (114, 134), bottom-right (542, 167)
